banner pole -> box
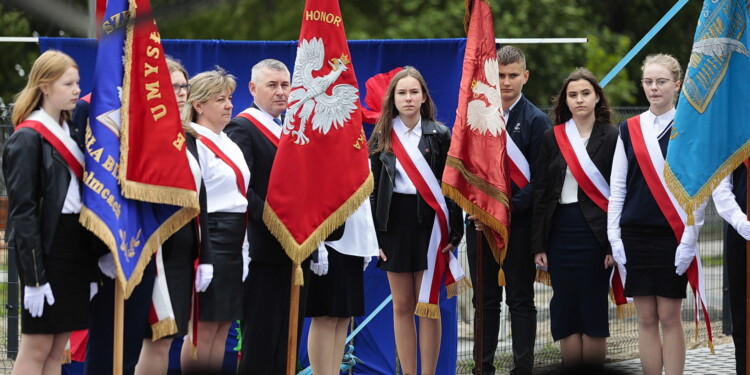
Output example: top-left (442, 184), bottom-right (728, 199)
top-left (475, 227), bottom-right (484, 373)
top-left (287, 263), bottom-right (301, 375)
top-left (114, 279), bottom-right (124, 375)
top-left (745, 164), bottom-right (749, 367)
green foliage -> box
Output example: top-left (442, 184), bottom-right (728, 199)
top-left (0, 5), bottom-right (37, 107)
top-left (2, 0), bottom-right (705, 111)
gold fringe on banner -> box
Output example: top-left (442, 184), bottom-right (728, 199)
top-left (664, 141), bottom-right (750, 225)
top-left (446, 277), bottom-right (473, 298)
top-left (263, 173), bottom-right (374, 283)
top-left (62, 349), bottom-right (71, 364)
top-left (608, 289), bottom-right (635, 319)
top-left (415, 302), bottom-right (441, 319)
top-left (150, 318), bottom-right (178, 341)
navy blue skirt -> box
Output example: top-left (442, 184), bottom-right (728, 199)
top-left (547, 204), bottom-right (610, 341)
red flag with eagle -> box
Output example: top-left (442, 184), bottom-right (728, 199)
top-left (442, 0), bottom-right (511, 285)
top-left (263, 0), bottom-right (373, 282)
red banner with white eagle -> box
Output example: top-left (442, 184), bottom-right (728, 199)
top-left (442, 0), bottom-right (511, 283)
top-left (263, 0), bottom-right (373, 279)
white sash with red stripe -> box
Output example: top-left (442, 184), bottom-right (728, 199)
top-left (237, 108), bottom-right (281, 147)
top-left (20, 110), bottom-right (84, 180)
top-left (390, 118), bottom-right (469, 319)
top-left (505, 131), bottom-right (529, 189)
top-left (627, 115), bottom-right (712, 345)
top-left (553, 119), bottom-right (610, 211)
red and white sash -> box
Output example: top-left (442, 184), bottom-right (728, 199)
top-left (18, 110), bottom-right (84, 180)
top-left (505, 131), bottom-right (529, 189)
top-left (148, 247), bottom-right (177, 339)
top-left (197, 136), bottom-right (248, 197)
top-left (390, 119), bottom-right (470, 319)
top-left (236, 108), bottom-right (281, 148)
top-left (553, 120), bottom-right (610, 211)
top-left (627, 115), bottom-right (712, 347)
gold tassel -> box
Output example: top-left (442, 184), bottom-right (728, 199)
top-left (294, 263), bottom-right (304, 286)
top-left (694, 320), bottom-right (699, 342)
top-left (446, 277), bottom-right (473, 298)
top-left (150, 318), bottom-right (178, 341)
top-left (61, 349), bottom-right (71, 364)
top-left (615, 303), bottom-right (636, 319)
top-left (708, 339), bottom-right (715, 355)
top-left (415, 302), bottom-right (441, 319)
top-left (535, 268), bottom-right (551, 286)
top-left (497, 268), bottom-right (506, 286)
top-left (189, 343), bottom-right (198, 360)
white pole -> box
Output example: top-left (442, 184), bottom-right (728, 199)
top-left (496, 38), bottom-right (588, 44)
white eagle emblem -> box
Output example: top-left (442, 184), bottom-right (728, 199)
top-left (466, 58), bottom-right (505, 137)
top-left (284, 37), bottom-right (359, 145)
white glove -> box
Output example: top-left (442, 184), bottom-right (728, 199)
top-left (90, 282), bottom-right (98, 301)
top-left (610, 239), bottom-right (626, 266)
top-left (24, 283), bottom-right (55, 318)
top-left (674, 242), bottom-right (696, 275)
top-left (736, 220), bottom-right (750, 240)
top-left (363, 256), bottom-right (372, 271)
top-left (195, 264), bottom-right (214, 292)
top-left (98, 253), bottom-right (116, 279)
top-left (310, 245), bottom-right (329, 276)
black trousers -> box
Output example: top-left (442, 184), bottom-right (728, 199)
top-left (238, 259), bottom-right (310, 374)
top-left (84, 258), bottom-right (156, 375)
top-left (466, 220), bottom-right (537, 375)
top-left (727, 227), bottom-right (746, 375)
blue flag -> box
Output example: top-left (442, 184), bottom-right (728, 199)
top-left (665, 0), bottom-right (750, 219)
top-left (82, 0), bottom-right (199, 298)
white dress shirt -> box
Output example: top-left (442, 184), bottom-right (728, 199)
top-left (60, 120), bottom-right (82, 214)
top-left (393, 118), bottom-right (422, 195)
top-left (559, 137), bottom-right (589, 204)
top-left (192, 123), bottom-right (250, 213)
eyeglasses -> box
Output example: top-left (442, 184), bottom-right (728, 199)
top-left (641, 78), bottom-right (672, 87)
top-left (172, 83), bottom-right (190, 93)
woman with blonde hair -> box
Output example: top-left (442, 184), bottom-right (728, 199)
top-left (369, 66), bottom-right (463, 375)
top-left (4, 50), bottom-right (94, 375)
top-left (608, 54), bottom-right (705, 375)
top-left (178, 67), bottom-right (249, 374)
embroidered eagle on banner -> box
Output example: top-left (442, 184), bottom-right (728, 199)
top-left (284, 37), bottom-right (359, 145)
top-left (467, 58), bottom-right (505, 137)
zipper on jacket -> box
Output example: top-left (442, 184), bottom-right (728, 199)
top-left (31, 249), bottom-right (40, 287)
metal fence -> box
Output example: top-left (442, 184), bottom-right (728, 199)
top-left (0, 107), bottom-right (733, 373)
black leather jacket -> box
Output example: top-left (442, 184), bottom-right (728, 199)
top-left (369, 119), bottom-right (464, 246)
top-left (3, 127), bottom-right (94, 286)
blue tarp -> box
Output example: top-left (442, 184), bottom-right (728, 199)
top-left (43, 37), bottom-right (467, 375)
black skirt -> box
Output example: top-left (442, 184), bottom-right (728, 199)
top-left (145, 220), bottom-right (197, 338)
top-left (199, 213), bottom-right (245, 321)
top-left (622, 225), bottom-right (687, 299)
top-left (305, 247), bottom-right (365, 318)
top-left (377, 193), bottom-right (432, 273)
top-left (21, 214), bottom-right (90, 334)
top-left (547, 204), bottom-right (610, 341)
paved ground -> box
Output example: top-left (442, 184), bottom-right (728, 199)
top-left (530, 342), bottom-right (737, 375)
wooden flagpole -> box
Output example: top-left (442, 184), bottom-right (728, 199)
top-left (475, 225), bottom-right (484, 373)
top-left (114, 279), bottom-right (124, 375)
top-left (287, 263), bottom-right (301, 375)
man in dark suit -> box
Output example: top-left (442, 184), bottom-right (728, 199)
top-left (466, 46), bottom-right (549, 375)
top-left (223, 59), bottom-right (308, 374)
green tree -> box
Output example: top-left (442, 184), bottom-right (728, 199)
top-left (0, 5), bottom-right (38, 109)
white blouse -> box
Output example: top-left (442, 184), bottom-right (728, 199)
top-left (192, 123), bottom-right (250, 213)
